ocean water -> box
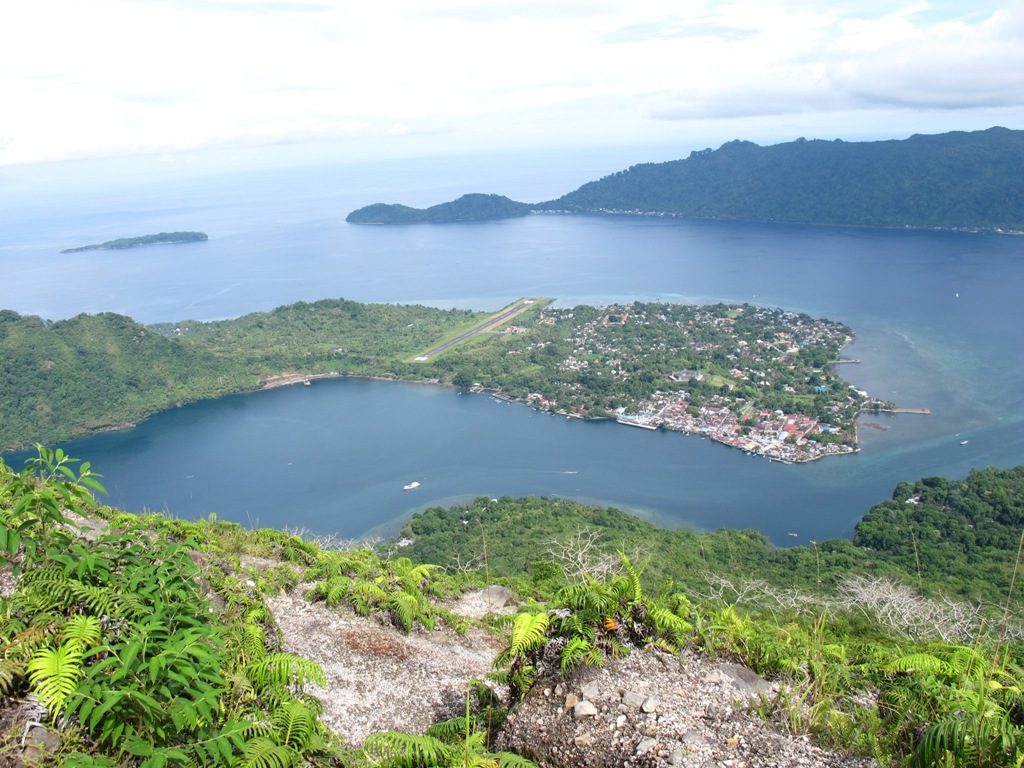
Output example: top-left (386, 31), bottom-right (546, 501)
top-left (2, 150), bottom-right (1023, 543)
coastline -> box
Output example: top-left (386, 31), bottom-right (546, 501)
top-left (3, 320), bottom-right (886, 463)
top-left (532, 209), bottom-right (1024, 237)
top-left (3, 349), bottom-right (878, 462)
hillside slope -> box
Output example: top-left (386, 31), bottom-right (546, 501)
top-left (540, 127), bottom-right (1024, 230)
top-left (346, 193), bottom-right (532, 223)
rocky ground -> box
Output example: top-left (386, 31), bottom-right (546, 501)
top-left (2, 542), bottom-right (879, 768)
top-left (265, 586), bottom-right (876, 767)
top-left (265, 589), bottom-right (506, 745)
top-left (496, 650), bottom-right (877, 768)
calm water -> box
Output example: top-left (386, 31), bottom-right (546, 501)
top-left (2, 151), bottom-right (1023, 543)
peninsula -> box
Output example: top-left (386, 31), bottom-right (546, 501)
top-left (61, 231), bottom-right (208, 253)
top-left (0, 298), bottom-right (889, 461)
top-left (346, 193), bottom-right (531, 224)
top-left (346, 128), bottom-right (1024, 232)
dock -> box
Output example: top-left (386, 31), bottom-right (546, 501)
top-left (862, 407), bottom-right (930, 415)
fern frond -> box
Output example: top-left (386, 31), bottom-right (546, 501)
top-left (618, 551), bottom-right (643, 603)
top-left (497, 754), bottom-right (540, 768)
top-left (885, 653), bottom-right (954, 677)
top-left (508, 612), bottom-right (550, 658)
top-left (650, 607), bottom-right (691, 645)
top-left (247, 653), bottom-right (326, 691)
top-left (0, 658), bottom-right (25, 696)
top-left (389, 591), bottom-right (421, 633)
top-left (27, 641), bottom-right (84, 716)
top-left (242, 736), bottom-right (299, 768)
top-left (239, 622), bottom-right (268, 664)
top-left (425, 715), bottom-right (476, 743)
top-left (62, 615), bottom-right (102, 650)
top-left (362, 731), bottom-right (454, 767)
top-left (350, 581), bottom-right (388, 615)
top-left (560, 637), bottom-right (594, 674)
top-left (270, 700), bottom-right (317, 750)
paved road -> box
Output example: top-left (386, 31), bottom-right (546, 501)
top-left (414, 298), bottom-right (536, 361)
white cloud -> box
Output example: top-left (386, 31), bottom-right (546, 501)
top-left (0, 0), bottom-right (1020, 165)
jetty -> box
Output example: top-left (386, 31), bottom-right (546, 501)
top-left (862, 407), bottom-right (930, 415)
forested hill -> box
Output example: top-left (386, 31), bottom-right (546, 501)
top-left (540, 127), bottom-right (1024, 231)
top-left (346, 193), bottom-right (532, 223)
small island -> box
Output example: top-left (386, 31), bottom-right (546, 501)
top-left (62, 231), bottom-right (208, 253)
top-left (346, 193), bottom-right (531, 224)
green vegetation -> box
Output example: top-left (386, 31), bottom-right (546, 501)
top-left (0, 301), bottom-right (487, 451)
top-left (346, 194), bottom-right (532, 224)
top-left (432, 301), bottom-right (865, 461)
top-left (403, 473), bottom-right (1024, 766)
top-left (2, 450), bottom-right (1023, 766)
top-left (61, 232), bottom-right (208, 253)
top-left (0, 299), bottom-right (865, 458)
top-left (0, 450), bottom-right (339, 767)
top-left (540, 127), bottom-right (1024, 231)
top-left (0, 449), bottom-right (535, 768)
top-left (854, 466), bottom-right (1024, 602)
top-left (345, 129), bottom-right (1024, 231)
top-left (400, 468), bottom-right (1024, 606)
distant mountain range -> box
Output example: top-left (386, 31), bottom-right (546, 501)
top-left (347, 128), bottom-right (1024, 232)
top-left (345, 193), bottom-right (531, 223)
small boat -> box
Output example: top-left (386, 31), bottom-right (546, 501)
top-left (787, 532), bottom-right (799, 537)
top-left (960, 440), bottom-right (969, 445)
top-left (303, 379), bottom-right (311, 386)
top-left (403, 481), bottom-right (420, 491)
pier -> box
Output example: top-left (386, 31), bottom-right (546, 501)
top-left (862, 407), bottom-right (930, 415)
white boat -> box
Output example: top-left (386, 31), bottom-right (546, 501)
top-left (960, 440), bottom-right (969, 445)
top-left (403, 481), bottom-right (420, 491)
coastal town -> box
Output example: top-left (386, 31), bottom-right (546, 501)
top-left (457, 301), bottom-right (877, 463)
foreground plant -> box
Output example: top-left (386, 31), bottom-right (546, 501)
top-left (494, 553), bottom-right (692, 699)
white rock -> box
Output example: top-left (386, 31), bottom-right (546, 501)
top-left (636, 737), bottom-right (657, 755)
top-left (574, 700), bottom-right (598, 718)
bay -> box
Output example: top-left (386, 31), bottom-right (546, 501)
top-left (2, 150), bottom-right (1023, 543)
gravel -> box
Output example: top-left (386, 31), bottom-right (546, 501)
top-left (495, 649), bottom-right (878, 768)
top-left (266, 590), bottom-right (504, 746)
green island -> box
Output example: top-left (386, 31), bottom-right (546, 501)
top-left (346, 194), bottom-right (532, 224)
top-left (347, 128), bottom-right (1024, 232)
top-left (61, 232), bottom-right (208, 254)
top-left (1, 447), bottom-right (1022, 766)
top-left (0, 298), bottom-right (887, 459)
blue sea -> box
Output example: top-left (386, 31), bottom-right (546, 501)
top-left (2, 146), bottom-right (1023, 543)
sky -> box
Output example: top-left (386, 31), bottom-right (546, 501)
top-left (2, 0), bottom-right (1022, 168)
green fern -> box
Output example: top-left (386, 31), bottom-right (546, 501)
top-left (389, 591), bottom-right (421, 633)
top-left (562, 636), bottom-right (603, 672)
top-left (508, 612), bottom-right (549, 658)
top-left (362, 731), bottom-right (454, 767)
top-left (242, 737), bottom-right (300, 768)
top-left (496, 755), bottom-right (540, 768)
top-left (425, 715), bottom-right (477, 741)
top-left (269, 700), bottom-right (318, 749)
top-left (649, 607), bottom-right (691, 646)
top-left (885, 652), bottom-right (954, 677)
top-left (618, 551), bottom-right (643, 603)
top-left (27, 640), bottom-right (85, 716)
top-left (247, 653), bottom-right (326, 690)
top-left (350, 580), bottom-right (389, 615)
top-left (62, 615), bottom-right (102, 649)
